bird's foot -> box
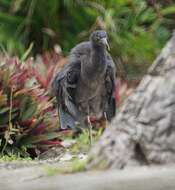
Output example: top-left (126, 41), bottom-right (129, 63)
top-left (87, 115), bottom-right (93, 147)
top-left (104, 112), bottom-right (108, 126)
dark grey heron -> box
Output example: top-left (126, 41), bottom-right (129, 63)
top-left (52, 30), bottom-right (116, 144)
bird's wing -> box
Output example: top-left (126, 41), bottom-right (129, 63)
top-left (52, 58), bottom-right (81, 102)
top-left (70, 41), bottom-right (91, 58)
top-left (52, 56), bottom-right (86, 130)
top-left (104, 53), bottom-right (116, 121)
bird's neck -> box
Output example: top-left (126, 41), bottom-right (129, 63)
top-left (80, 44), bottom-right (107, 87)
top-left (91, 45), bottom-right (107, 74)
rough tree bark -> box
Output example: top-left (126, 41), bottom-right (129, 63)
top-left (87, 32), bottom-right (175, 169)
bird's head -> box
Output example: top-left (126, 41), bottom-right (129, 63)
top-left (90, 30), bottom-right (110, 50)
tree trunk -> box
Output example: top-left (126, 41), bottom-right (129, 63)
top-left (87, 32), bottom-right (175, 169)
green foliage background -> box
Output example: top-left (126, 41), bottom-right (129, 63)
top-left (0, 0), bottom-right (175, 75)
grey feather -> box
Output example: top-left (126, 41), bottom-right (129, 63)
top-left (52, 30), bottom-right (116, 130)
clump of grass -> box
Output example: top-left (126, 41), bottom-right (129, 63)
top-left (0, 155), bottom-right (32, 162)
top-left (45, 167), bottom-right (60, 176)
top-left (45, 158), bottom-right (88, 176)
top-left (70, 158), bottom-right (87, 173)
top-left (69, 128), bottom-right (103, 154)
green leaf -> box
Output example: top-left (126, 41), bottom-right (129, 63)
top-left (0, 11), bottom-right (23, 23)
top-left (0, 107), bottom-right (9, 114)
top-left (20, 42), bottom-right (33, 62)
top-left (0, 112), bottom-right (18, 125)
top-left (2, 68), bottom-right (11, 87)
top-left (161, 6), bottom-right (175, 15)
top-left (20, 96), bottom-right (37, 121)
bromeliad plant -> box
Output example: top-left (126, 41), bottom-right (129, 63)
top-left (0, 54), bottom-right (65, 158)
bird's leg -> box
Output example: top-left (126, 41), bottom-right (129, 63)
top-left (104, 112), bottom-right (108, 125)
top-left (100, 112), bottom-right (108, 129)
top-left (87, 115), bottom-right (93, 146)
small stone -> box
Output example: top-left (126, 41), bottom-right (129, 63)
top-left (60, 153), bottom-right (73, 161)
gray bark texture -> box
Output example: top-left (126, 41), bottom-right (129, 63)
top-left (87, 32), bottom-right (175, 169)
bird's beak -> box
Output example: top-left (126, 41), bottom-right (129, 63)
top-left (101, 38), bottom-right (110, 51)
